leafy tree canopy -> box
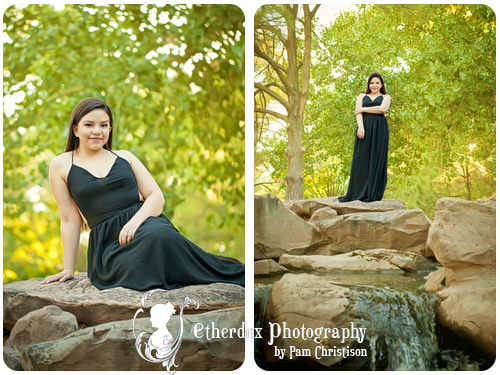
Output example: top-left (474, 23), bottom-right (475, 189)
top-left (259, 4), bottom-right (495, 217)
top-left (3, 4), bottom-right (245, 283)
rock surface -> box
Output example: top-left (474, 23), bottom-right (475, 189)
top-left (475, 195), bottom-right (496, 208)
top-left (254, 194), bottom-right (329, 260)
top-left (309, 206), bottom-right (338, 223)
top-left (316, 209), bottom-right (432, 256)
top-left (254, 259), bottom-right (288, 277)
top-left (424, 197), bottom-right (496, 358)
top-left (284, 197), bottom-right (406, 218)
top-left (280, 250), bottom-right (434, 273)
top-left (259, 273), bottom-right (439, 370)
top-left (263, 273), bottom-right (352, 367)
top-left (20, 307), bottom-right (244, 371)
top-left (427, 198), bottom-right (495, 268)
top-left (3, 272), bottom-right (245, 331)
top-left (6, 305), bottom-right (78, 351)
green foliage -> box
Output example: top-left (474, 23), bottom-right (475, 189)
top-left (3, 4), bottom-right (245, 283)
top-left (262, 4), bottom-right (495, 217)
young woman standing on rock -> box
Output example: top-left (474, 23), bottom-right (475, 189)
top-left (41, 98), bottom-right (244, 290)
top-left (339, 73), bottom-right (391, 202)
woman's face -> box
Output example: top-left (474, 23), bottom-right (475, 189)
top-left (369, 77), bottom-right (383, 94)
top-left (73, 109), bottom-right (111, 151)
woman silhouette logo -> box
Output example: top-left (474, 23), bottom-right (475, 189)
top-left (149, 302), bottom-right (176, 356)
top-left (133, 289), bottom-right (199, 373)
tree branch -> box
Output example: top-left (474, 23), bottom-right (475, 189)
top-left (254, 82), bottom-right (291, 111)
top-left (254, 43), bottom-right (292, 92)
top-left (254, 107), bottom-right (289, 123)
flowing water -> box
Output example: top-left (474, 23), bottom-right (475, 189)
top-left (255, 271), bottom-right (491, 371)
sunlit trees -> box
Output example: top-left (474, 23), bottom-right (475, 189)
top-left (261, 4), bottom-right (495, 216)
top-left (3, 4), bottom-right (245, 282)
top-left (254, 4), bottom-right (320, 200)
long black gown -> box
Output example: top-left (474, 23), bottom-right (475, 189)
top-left (339, 95), bottom-right (389, 202)
top-left (66, 151), bottom-right (244, 291)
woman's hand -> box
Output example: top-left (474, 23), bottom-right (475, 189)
top-left (357, 126), bottom-right (365, 139)
top-left (41, 269), bottom-right (75, 284)
top-left (355, 107), bottom-right (364, 116)
top-left (119, 218), bottom-right (143, 245)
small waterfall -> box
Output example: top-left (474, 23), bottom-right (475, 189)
top-left (254, 277), bottom-right (489, 370)
top-left (350, 286), bottom-right (439, 370)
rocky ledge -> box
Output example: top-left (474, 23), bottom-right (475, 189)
top-left (424, 197), bottom-right (496, 358)
top-left (254, 194), bottom-right (432, 260)
top-left (3, 273), bottom-right (245, 371)
top-left (254, 194), bottom-right (496, 362)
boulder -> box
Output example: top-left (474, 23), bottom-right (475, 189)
top-left (437, 279), bottom-right (495, 358)
top-left (254, 259), bottom-right (288, 277)
top-left (424, 197), bottom-right (496, 358)
top-left (475, 195), bottom-right (496, 208)
top-left (425, 266), bottom-right (495, 358)
top-left (425, 266), bottom-right (495, 292)
top-left (260, 273), bottom-right (439, 369)
top-left (263, 273), bottom-right (352, 367)
top-left (309, 206), bottom-right (338, 223)
top-left (427, 198), bottom-right (495, 268)
top-left (20, 307), bottom-right (244, 371)
top-left (254, 194), bottom-right (329, 260)
top-left (4, 345), bottom-right (22, 371)
top-left (6, 305), bottom-right (78, 351)
top-left (284, 197), bottom-right (405, 218)
top-left (279, 250), bottom-right (433, 273)
top-left (3, 272), bottom-right (245, 331)
top-left (279, 252), bottom-right (403, 273)
top-left (316, 209), bottom-right (432, 256)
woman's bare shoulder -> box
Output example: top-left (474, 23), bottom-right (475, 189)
top-left (50, 152), bottom-right (72, 169)
top-left (114, 150), bottom-right (135, 164)
top-left (49, 152), bottom-right (73, 180)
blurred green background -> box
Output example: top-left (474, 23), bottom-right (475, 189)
top-left (3, 4), bottom-right (245, 283)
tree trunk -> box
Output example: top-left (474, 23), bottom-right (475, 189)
top-left (254, 4), bottom-right (320, 201)
top-left (285, 109), bottom-right (304, 200)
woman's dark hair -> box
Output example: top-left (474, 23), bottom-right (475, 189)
top-left (65, 98), bottom-right (114, 152)
top-left (365, 72), bottom-right (387, 95)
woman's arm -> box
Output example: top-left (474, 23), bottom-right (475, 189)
top-left (41, 156), bottom-right (82, 284)
top-left (355, 94), bottom-right (365, 139)
top-left (116, 150), bottom-right (165, 245)
top-left (355, 95), bottom-right (391, 115)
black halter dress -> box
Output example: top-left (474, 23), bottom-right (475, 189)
top-left (339, 95), bottom-right (389, 202)
top-left (66, 151), bottom-right (244, 291)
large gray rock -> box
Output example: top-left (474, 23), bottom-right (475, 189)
top-left (284, 197), bottom-right (405, 218)
top-left (316, 209), bottom-right (432, 256)
top-left (6, 305), bottom-right (78, 351)
top-left (280, 249), bottom-right (433, 273)
top-left (3, 272), bottom-right (244, 331)
top-left (20, 307), bottom-right (244, 371)
top-left (427, 198), bottom-right (495, 268)
top-left (254, 194), bottom-right (329, 259)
